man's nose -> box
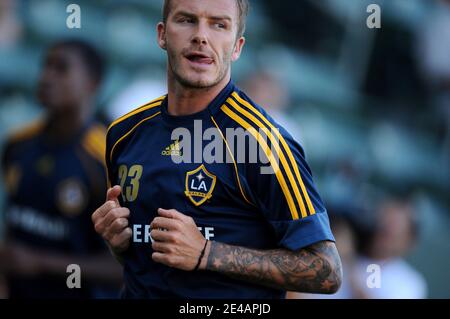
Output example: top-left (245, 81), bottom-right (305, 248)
top-left (191, 22), bottom-right (208, 46)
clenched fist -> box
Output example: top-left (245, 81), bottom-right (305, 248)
top-left (92, 186), bottom-right (132, 256)
top-left (150, 209), bottom-right (210, 271)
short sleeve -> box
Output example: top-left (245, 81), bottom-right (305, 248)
top-left (245, 126), bottom-right (335, 251)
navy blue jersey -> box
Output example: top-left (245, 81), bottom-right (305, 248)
top-left (1, 120), bottom-right (110, 298)
top-left (106, 81), bottom-right (334, 299)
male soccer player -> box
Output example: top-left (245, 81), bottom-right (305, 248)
top-left (92, 0), bottom-right (342, 298)
top-left (0, 40), bottom-right (122, 298)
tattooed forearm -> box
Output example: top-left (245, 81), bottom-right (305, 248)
top-left (205, 240), bottom-right (342, 294)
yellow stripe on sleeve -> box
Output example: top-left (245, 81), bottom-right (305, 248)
top-left (87, 129), bottom-right (106, 152)
top-left (82, 139), bottom-right (105, 164)
top-left (8, 120), bottom-right (45, 144)
top-left (232, 92), bottom-right (316, 215)
top-left (83, 125), bottom-right (107, 164)
top-left (221, 105), bottom-right (300, 220)
top-left (226, 98), bottom-right (308, 219)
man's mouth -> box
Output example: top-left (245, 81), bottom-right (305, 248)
top-left (185, 52), bottom-right (214, 65)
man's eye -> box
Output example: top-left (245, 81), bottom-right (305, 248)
top-left (179, 18), bottom-right (194, 24)
top-left (215, 23), bottom-right (226, 29)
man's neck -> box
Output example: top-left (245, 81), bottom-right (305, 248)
top-left (167, 76), bottom-right (230, 117)
top-left (44, 103), bottom-right (91, 143)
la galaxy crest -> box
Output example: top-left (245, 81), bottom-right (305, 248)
top-left (56, 178), bottom-right (87, 216)
top-left (185, 165), bottom-right (216, 206)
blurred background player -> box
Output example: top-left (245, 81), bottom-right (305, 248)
top-left (289, 195), bottom-right (427, 299)
top-left (0, 39), bottom-right (122, 298)
top-left (353, 196), bottom-right (427, 299)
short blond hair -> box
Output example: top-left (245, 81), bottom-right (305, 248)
top-left (162, 0), bottom-right (249, 38)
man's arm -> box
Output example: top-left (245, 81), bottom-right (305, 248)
top-left (204, 240), bottom-right (342, 294)
top-left (150, 209), bottom-right (343, 294)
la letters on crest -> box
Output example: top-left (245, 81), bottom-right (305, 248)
top-left (185, 165), bottom-right (216, 207)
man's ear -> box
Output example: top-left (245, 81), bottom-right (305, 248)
top-left (157, 22), bottom-right (167, 50)
top-left (231, 37), bottom-right (246, 62)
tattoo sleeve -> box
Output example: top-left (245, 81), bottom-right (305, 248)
top-left (205, 240), bottom-right (342, 294)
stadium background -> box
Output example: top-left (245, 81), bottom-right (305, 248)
top-left (0, 0), bottom-right (448, 298)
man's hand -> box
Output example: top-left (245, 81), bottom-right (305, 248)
top-left (92, 186), bottom-right (132, 255)
top-left (150, 209), bottom-right (208, 271)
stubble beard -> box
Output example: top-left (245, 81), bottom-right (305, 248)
top-left (167, 46), bottom-right (232, 90)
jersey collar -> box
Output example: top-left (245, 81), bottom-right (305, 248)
top-left (161, 80), bottom-right (235, 126)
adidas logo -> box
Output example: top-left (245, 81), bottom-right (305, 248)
top-left (162, 139), bottom-right (183, 156)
